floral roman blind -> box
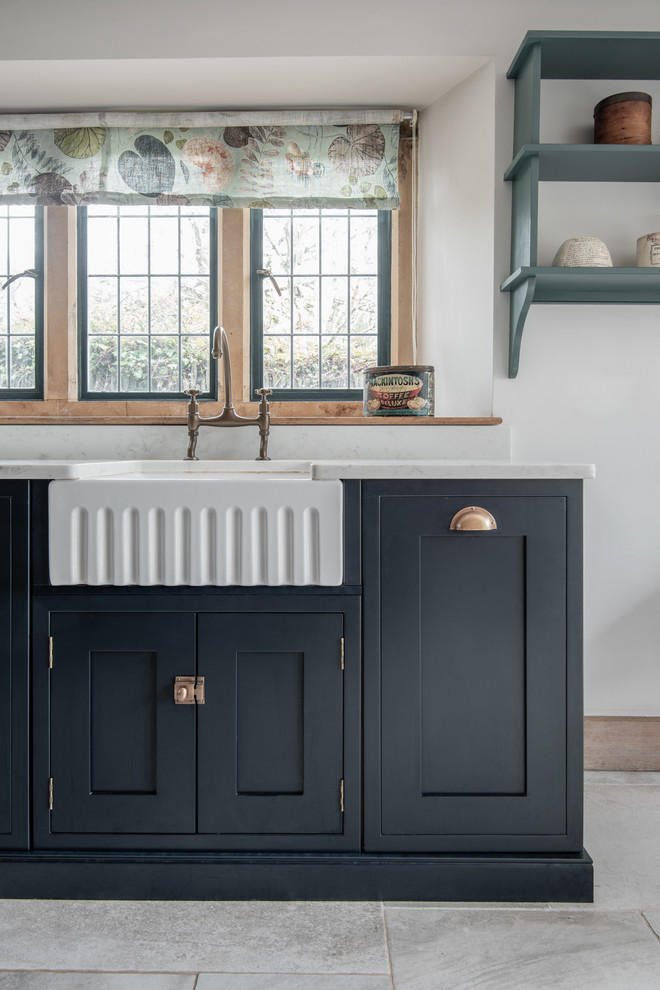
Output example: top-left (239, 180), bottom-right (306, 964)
top-left (0, 110), bottom-right (410, 209)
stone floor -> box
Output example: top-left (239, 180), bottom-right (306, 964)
top-left (0, 772), bottom-right (659, 989)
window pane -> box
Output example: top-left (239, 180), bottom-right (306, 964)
top-left (181, 336), bottom-right (209, 391)
top-left (81, 206), bottom-right (215, 397)
top-left (350, 334), bottom-right (378, 386)
top-left (0, 218), bottom-right (7, 274)
top-left (10, 337), bottom-right (35, 388)
top-left (349, 217), bottom-right (378, 274)
top-left (9, 278), bottom-right (35, 334)
top-left (0, 338), bottom-right (6, 388)
top-left (150, 217), bottom-right (179, 274)
top-left (120, 336), bottom-right (149, 392)
top-left (321, 217), bottom-right (348, 275)
top-left (88, 277), bottom-right (118, 334)
top-left (87, 217), bottom-right (118, 274)
top-left (350, 277), bottom-right (378, 333)
top-left (293, 278), bottom-right (319, 334)
top-left (264, 277), bottom-right (291, 334)
top-left (180, 217), bottom-right (210, 274)
top-left (180, 277), bottom-right (209, 335)
top-left (322, 277), bottom-right (348, 335)
top-left (263, 336), bottom-right (291, 388)
top-left (322, 335), bottom-right (348, 389)
top-left (8, 219), bottom-right (35, 272)
top-left (150, 276), bottom-right (180, 333)
top-left (150, 335), bottom-right (180, 391)
top-left (88, 336), bottom-right (118, 391)
top-left (292, 217), bottom-right (319, 274)
top-left (119, 217), bottom-right (149, 274)
top-left (263, 217), bottom-right (291, 274)
top-left (120, 277), bottom-right (148, 334)
top-left (292, 337), bottom-right (319, 388)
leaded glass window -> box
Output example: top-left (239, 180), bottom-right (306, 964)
top-left (251, 208), bottom-right (390, 400)
top-left (78, 205), bottom-right (217, 399)
top-left (0, 205), bottom-right (43, 398)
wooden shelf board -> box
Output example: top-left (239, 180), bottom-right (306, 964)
top-left (506, 145), bottom-right (660, 183)
top-left (508, 31), bottom-right (660, 81)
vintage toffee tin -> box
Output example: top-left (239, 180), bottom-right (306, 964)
top-left (363, 365), bottom-right (435, 417)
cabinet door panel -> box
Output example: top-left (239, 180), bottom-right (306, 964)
top-left (197, 613), bottom-right (344, 839)
top-left (49, 612), bottom-right (196, 835)
top-left (373, 494), bottom-right (567, 849)
top-left (0, 485), bottom-right (29, 848)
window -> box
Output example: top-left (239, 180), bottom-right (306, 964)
top-left (0, 110), bottom-right (415, 422)
top-left (0, 205), bottom-right (43, 399)
top-left (251, 208), bottom-right (390, 401)
top-left (78, 205), bottom-right (217, 400)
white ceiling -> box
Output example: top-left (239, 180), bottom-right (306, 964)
top-left (0, 55), bottom-right (490, 113)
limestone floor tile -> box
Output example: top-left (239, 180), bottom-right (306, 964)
top-left (564, 771), bottom-right (660, 910)
top-left (0, 901), bottom-right (388, 975)
top-left (0, 978), bottom-right (194, 990)
top-left (384, 907), bottom-right (660, 990)
top-left (197, 977), bottom-right (392, 990)
top-left (384, 902), bottom-right (549, 911)
top-left (642, 912), bottom-right (660, 940)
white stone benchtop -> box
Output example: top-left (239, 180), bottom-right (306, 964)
top-left (0, 458), bottom-right (596, 481)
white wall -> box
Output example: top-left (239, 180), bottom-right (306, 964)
top-left (493, 78), bottom-right (660, 715)
top-left (419, 61), bottom-right (495, 416)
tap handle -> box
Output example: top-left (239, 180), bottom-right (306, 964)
top-left (255, 387), bottom-right (272, 400)
top-left (184, 388), bottom-right (203, 403)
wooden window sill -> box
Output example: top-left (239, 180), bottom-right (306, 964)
top-left (0, 399), bottom-right (502, 427)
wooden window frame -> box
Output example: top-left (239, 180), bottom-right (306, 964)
top-left (0, 125), bottom-right (417, 424)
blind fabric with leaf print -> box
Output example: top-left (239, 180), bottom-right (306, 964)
top-left (0, 110), bottom-right (410, 209)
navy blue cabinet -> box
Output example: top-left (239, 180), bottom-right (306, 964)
top-left (363, 481), bottom-right (585, 855)
top-left (33, 598), bottom-right (359, 853)
top-left (0, 477), bottom-right (591, 901)
top-left (0, 483), bottom-right (29, 849)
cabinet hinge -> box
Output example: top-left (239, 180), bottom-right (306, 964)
top-left (340, 778), bottom-right (344, 814)
top-left (340, 638), bottom-right (345, 670)
top-left (49, 637), bottom-right (53, 669)
top-left (174, 675), bottom-right (205, 705)
top-left (48, 778), bottom-right (53, 811)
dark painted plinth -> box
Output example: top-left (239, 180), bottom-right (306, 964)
top-left (0, 850), bottom-right (594, 902)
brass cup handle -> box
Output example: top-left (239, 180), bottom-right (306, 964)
top-left (449, 506), bottom-right (498, 531)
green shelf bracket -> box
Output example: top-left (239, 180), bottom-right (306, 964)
top-left (508, 276), bottom-right (536, 379)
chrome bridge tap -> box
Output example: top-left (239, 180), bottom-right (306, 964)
top-left (184, 326), bottom-right (272, 461)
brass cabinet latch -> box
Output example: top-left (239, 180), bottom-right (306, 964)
top-left (174, 675), bottom-right (205, 705)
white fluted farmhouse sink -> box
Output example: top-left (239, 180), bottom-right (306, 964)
top-left (48, 461), bottom-right (343, 587)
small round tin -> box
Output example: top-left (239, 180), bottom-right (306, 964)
top-left (363, 365), bottom-right (435, 417)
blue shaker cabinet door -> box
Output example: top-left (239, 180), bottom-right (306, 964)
top-left (0, 483), bottom-right (29, 848)
top-left (48, 612), bottom-right (196, 834)
top-left (366, 492), bottom-right (572, 853)
top-left (197, 612), bottom-right (344, 839)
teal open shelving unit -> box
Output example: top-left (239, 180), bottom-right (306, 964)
top-left (502, 31), bottom-right (660, 378)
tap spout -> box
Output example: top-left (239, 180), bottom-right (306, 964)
top-left (183, 326), bottom-right (272, 461)
top-left (212, 326), bottom-right (235, 411)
